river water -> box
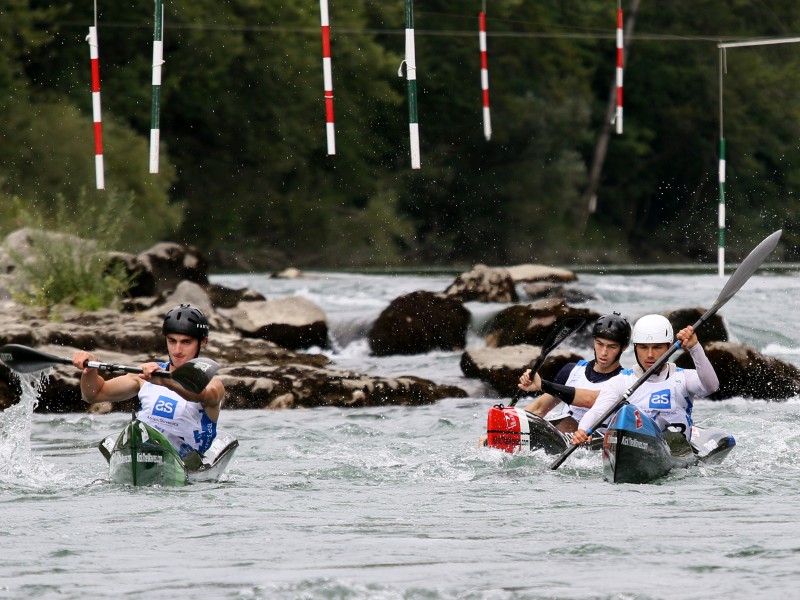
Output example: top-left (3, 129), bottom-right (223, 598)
top-left (2, 268), bottom-right (800, 599)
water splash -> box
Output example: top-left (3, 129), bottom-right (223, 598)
top-left (0, 371), bottom-right (62, 488)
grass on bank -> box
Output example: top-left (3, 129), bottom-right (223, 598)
top-left (4, 189), bottom-right (137, 311)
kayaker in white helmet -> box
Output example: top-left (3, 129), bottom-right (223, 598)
top-left (571, 313), bottom-right (719, 445)
top-left (71, 304), bottom-right (226, 457)
top-left (518, 312), bottom-right (632, 433)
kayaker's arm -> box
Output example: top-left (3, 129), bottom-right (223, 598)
top-left (677, 325), bottom-right (719, 395)
top-left (536, 379), bottom-right (600, 409)
top-left (73, 351), bottom-right (141, 403)
top-left (686, 343), bottom-right (719, 395)
top-left (520, 365), bottom-right (581, 415)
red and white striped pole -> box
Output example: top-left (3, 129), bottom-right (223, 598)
top-left (478, 6), bottom-right (491, 141)
top-left (615, 2), bottom-right (624, 134)
top-left (87, 26), bottom-right (104, 189)
top-left (319, 0), bottom-right (336, 155)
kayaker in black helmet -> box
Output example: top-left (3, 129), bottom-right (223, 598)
top-left (71, 304), bottom-right (225, 457)
top-left (518, 312), bottom-right (631, 433)
top-left (162, 303), bottom-right (210, 359)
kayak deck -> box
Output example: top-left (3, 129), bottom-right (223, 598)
top-left (99, 419), bottom-right (238, 487)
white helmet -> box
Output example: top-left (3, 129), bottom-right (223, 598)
top-left (631, 314), bottom-right (673, 344)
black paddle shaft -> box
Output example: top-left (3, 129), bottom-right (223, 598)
top-left (0, 343), bottom-right (220, 394)
top-left (549, 229), bottom-right (782, 471)
top-left (509, 317), bottom-right (586, 407)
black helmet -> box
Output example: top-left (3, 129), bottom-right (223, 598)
top-left (592, 312), bottom-right (631, 345)
top-left (162, 304), bottom-right (210, 340)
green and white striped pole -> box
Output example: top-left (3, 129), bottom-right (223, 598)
top-left (718, 137), bottom-right (726, 277)
top-left (149, 0), bottom-right (164, 174)
top-left (402, 0), bottom-right (420, 169)
top-left (718, 47), bottom-right (725, 277)
top-left (716, 36), bottom-right (800, 276)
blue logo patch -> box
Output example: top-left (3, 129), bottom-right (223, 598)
top-left (648, 389), bottom-right (672, 409)
top-left (152, 395), bottom-right (178, 419)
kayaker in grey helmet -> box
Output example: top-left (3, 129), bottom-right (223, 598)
top-left (72, 304), bottom-right (226, 457)
top-left (571, 314), bottom-right (719, 445)
top-left (518, 312), bottom-right (631, 433)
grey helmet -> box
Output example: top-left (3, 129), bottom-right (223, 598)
top-left (162, 304), bottom-right (210, 340)
top-left (592, 312), bottom-right (631, 345)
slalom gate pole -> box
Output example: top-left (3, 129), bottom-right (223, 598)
top-left (87, 22), bottom-right (105, 189)
top-left (615, 1), bottom-right (623, 134)
top-left (479, 2), bottom-right (492, 141)
top-left (402, 0), bottom-right (421, 169)
top-left (319, 0), bottom-right (336, 155)
top-left (718, 47), bottom-right (726, 277)
top-left (149, 0), bottom-right (164, 174)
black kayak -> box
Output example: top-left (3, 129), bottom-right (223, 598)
top-left (603, 403), bottom-right (735, 484)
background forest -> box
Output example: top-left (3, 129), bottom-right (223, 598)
top-left (2, 0), bottom-right (800, 271)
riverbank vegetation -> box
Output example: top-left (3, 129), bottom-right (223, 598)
top-left (2, 1), bottom-right (799, 270)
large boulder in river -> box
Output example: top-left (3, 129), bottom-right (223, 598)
top-left (460, 345), bottom-right (582, 397)
top-left (368, 291), bottom-right (470, 356)
top-left (505, 264), bottom-right (577, 283)
top-left (219, 363), bottom-right (467, 409)
top-left (444, 264), bottom-right (518, 303)
top-left (135, 242), bottom-right (209, 296)
top-left (218, 296), bottom-right (328, 350)
top-left (484, 299), bottom-right (598, 347)
top-left (522, 281), bottom-right (596, 304)
top-left (106, 242), bottom-right (210, 298)
top-left (664, 308), bottom-right (728, 343)
top-left (675, 341), bottom-right (800, 400)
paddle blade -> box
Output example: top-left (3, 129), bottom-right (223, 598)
top-left (509, 317), bottom-right (586, 407)
top-left (0, 344), bottom-right (72, 374)
top-left (707, 229), bottom-right (781, 317)
top-left (170, 357), bottom-right (220, 394)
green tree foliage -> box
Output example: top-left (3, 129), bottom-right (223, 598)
top-left (4, 0), bottom-right (800, 268)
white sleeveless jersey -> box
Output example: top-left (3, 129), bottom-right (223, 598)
top-left (137, 366), bottom-right (217, 456)
top-left (559, 360), bottom-right (612, 423)
top-left (578, 363), bottom-right (706, 439)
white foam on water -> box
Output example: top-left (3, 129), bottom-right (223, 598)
top-left (0, 371), bottom-right (65, 488)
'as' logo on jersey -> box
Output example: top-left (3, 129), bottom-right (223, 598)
top-left (153, 395), bottom-right (178, 419)
top-left (648, 389), bottom-right (671, 409)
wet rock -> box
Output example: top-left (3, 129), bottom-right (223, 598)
top-left (505, 264), bottom-right (577, 283)
top-left (664, 308), bottom-right (728, 343)
top-left (206, 283), bottom-right (265, 309)
top-left (522, 282), bottom-right (596, 304)
top-left (219, 363), bottom-right (467, 409)
top-left (444, 265), bottom-right (518, 303)
top-left (460, 345), bottom-right (582, 397)
top-left (484, 299), bottom-right (598, 347)
top-left (136, 242), bottom-right (209, 296)
top-left (271, 268), bottom-right (303, 279)
top-left (218, 297), bottom-right (328, 350)
top-left (368, 291), bottom-right (470, 356)
top-left (675, 341), bottom-right (800, 400)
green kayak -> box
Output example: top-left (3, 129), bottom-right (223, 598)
top-left (98, 418), bottom-right (238, 487)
